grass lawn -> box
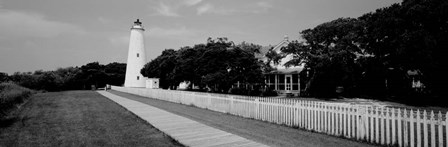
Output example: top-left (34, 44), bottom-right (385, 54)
top-left (0, 91), bottom-right (183, 147)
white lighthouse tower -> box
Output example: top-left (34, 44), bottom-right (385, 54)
top-left (124, 19), bottom-right (147, 87)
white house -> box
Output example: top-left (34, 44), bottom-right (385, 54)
top-left (257, 35), bottom-right (304, 96)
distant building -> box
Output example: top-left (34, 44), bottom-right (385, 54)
top-left (256, 35), bottom-right (304, 96)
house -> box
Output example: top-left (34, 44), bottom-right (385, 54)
top-left (257, 35), bottom-right (304, 96)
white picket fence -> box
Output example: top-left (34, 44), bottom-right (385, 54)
top-left (111, 86), bottom-right (447, 147)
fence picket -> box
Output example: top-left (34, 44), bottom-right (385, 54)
top-left (430, 111), bottom-right (435, 147)
top-left (381, 108), bottom-right (385, 145)
top-left (445, 112), bottom-right (448, 147)
top-left (386, 108), bottom-right (391, 145)
top-left (403, 109), bottom-right (409, 147)
top-left (423, 110), bottom-right (428, 147)
top-left (417, 110), bottom-right (421, 147)
top-left (438, 112), bottom-right (443, 147)
top-left (446, 112), bottom-right (448, 147)
top-left (411, 110), bottom-right (415, 147)
top-left (376, 107), bottom-right (380, 144)
top-left (398, 109), bottom-right (403, 147)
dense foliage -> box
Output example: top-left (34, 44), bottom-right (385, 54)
top-left (282, 0), bottom-right (447, 104)
top-left (0, 82), bottom-right (35, 118)
top-left (0, 62), bottom-right (126, 91)
top-left (141, 38), bottom-right (267, 95)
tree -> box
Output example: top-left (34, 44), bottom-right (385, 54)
top-left (0, 72), bottom-right (8, 82)
top-left (358, 0), bottom-right (448, 101)
top-left (141, 38), bottom-right (265, 95)
top-left (282, 18), bottom-right (364, 98)
top-left (141, 49), bottom-right (178, 89)
top-left (105, 62), bottom-right (126, 86)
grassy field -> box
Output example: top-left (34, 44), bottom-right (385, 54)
top-left (0, 91), bottom-right (183, 147)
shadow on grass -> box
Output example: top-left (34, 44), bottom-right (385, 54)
top-left (0, 117), bottom-right (18, 128)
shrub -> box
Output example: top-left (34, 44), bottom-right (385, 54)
top-left (261, 87), bottom-right (278, 96)
top-left (0, 82), bottom-right (35, 118)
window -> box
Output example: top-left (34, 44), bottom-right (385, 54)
top-left (137, 76), bottom-right (139, 80)
top-left (137, 53), bottom-right (139, 57)
top-left (292, 74), bottom-right (299, 84)
top-left (279, 75), bottom-right (285, 83)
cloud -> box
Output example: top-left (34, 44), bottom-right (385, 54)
top-left (148, 26), bottom-right (201, 38)
top-left (0, 10), bottom-right (85, 39)
top-left (197, 3), bottom-right (236, 15)
top-left (154, 2), bottom-right (180, 17)
top-left (184, 0), bottom-right (203, 6)
top-left (109, 34), bottom-right (129, 46)
top-left (152, 0), bottom-right (206, 17)
top-left (257, 1), bottom-right (273, 9)
top-left (196, 1), bottom-right (273, 16)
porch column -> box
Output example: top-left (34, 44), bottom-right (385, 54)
top-left (298, 74), bottom-right (301, 96)
top-left (275, 74), bottom-right (278, 90)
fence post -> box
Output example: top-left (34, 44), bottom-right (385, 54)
top-left (445, 112), bottom-right (448, 147)
top-left (398, 109), bottom-right (403, 147)
top-left (291, 99), bottom-right (294, 126)
top-left (268, 98), bottom-right (271, 123)
top-left (230, 96), bottom-right (234, 114)
top-left (314, 102), bottom-right (317, 131)
top-left (385, 108), bottom-right (390, 145)
top-left (410, 109), bottom-right (415, 147)
top-left (430, 111), bottom-right (435, 147)
top-left (416, 110), bottom-right (421, 147)
top-left (318, 103), bottom-right (322, 133)
top-left (255, 99), bottom-right (260, 120)
top-left (348, 106), bottom-right (352, 138)
top-left (423, 110), bottom-right (428, 147)
top-left (287, 99), bottom-right (291, 126)
top-left (370, 107), bottom-right (375, 143)
top-left (357, 105), bottom-right (362, 140)
top-left (381, 108), bottom-right (385, 145)
top-left (392, 108), bottom-right (396, 146)
top-left (404, 109), bottom-right (409, 147)
top-left (301, 101), bottom-right (304, 128)
top-left (343, 105), bottom-right (347, 137)
top-left (352, 106), bottom-right (356, 138)
top-left (339, 105), bottom-right (343, 136)
top-left (438, 111), bottom-right (443, 147)
top-left (376, 107), bottom-right (380, 144)
top-left (329, 104), bottom-right (332, 134)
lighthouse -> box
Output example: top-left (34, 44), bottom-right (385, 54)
top-left (124, 19), bottom-right (147, 87)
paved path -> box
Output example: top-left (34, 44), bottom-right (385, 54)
top-left (98, 91), bottom-right (268, 147)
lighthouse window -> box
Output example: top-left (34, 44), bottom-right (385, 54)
top-left (137, 53), bottom-right (139, 57)
top-left (137, 76), bottom-right (139, 80)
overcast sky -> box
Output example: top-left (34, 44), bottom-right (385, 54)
top-left (0, 0), bottom-right (401, 74)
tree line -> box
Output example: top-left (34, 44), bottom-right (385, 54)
top-left (0, 62), bottom-right (126, 92)
top-left (281, 0), bottom-right (447, 105)
top-left (140, 37), bottom-right (276, 96)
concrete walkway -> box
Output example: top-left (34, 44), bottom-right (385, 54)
top-left (98, 91), bottom-right (268, 147)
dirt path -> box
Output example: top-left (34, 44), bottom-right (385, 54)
top-left (109, 90), bottom-right (378, 147)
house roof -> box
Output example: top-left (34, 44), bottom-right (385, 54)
top-left (264, 66), bottom-right (304, 74)
top-left (272, 35), bottom-right (290, 53)
top-left (257, 35), bottom-right (304, 74)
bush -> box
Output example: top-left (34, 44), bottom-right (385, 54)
top-left (261, 87), bottom-right (278, 96)
top-left (0, 82), bottom-right (35, 118)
